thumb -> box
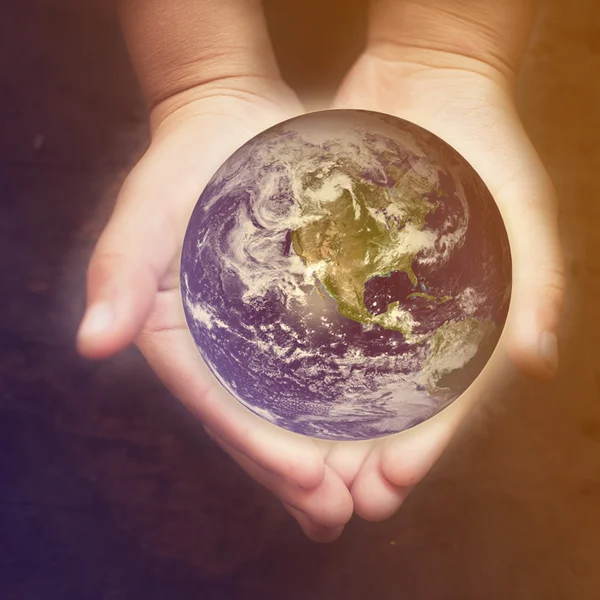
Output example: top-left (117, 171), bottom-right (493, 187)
top-left (426, 101), bottom-right (566, 381)
top-left (471, 108), bottom-right (566, 380)
top-left (76, 145), bottom-right (191, 359)
top-left (501, 173), bottom-right (565, 380)
top-left (76, 98), bottom-right (301, 360)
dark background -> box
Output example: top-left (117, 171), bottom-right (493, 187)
top-left (1, 0), bottom-right (600, 598)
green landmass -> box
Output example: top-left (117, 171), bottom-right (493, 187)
top-left (290, 172), bottom-right (444, 334)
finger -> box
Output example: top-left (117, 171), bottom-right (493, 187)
top-left (458, 108), bottom-right (566, 380)
top-left (424, 107), bottom-right (565, 379)
top-left (140, 325), bottom-right (326, 490)
top-left (431, 111), bottom-right (565, 380)
top-left (443, 105), bottom-right (565, 380)
top-left (207, 427), bottom-right (353, 530)
top-left (351, 391), bottom-right (477, 522)
top-left (351, 449), bottom-right (410, 522)
top-left (496, 171), bottom-right (565, 380)
top-left (380, 347), bottom-right (511, 489)
top-left (77, 100), bottom-right (300, 360)
top-left (76, 138), bottom-right (202, 360)
top-left (283, 503), bottom-right (345, 543)
top-left (379, 413), bottom-right (458, 491)
top-left (323, 441), bottom-right (372, 488)
top-left (208, 423), bottom-right (338, 542)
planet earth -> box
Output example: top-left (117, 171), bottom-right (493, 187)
top-left (181, 110), bottom-right (511, 441)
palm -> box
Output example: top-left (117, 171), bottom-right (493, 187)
top-left (305, 52), bottom-right (565, 520)
top-left (132, 95), bottom-right (426, 532)
top-left (110, 94), bottom-right (357, 542)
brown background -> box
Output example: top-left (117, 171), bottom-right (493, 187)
top-left (1, 0), bottom-right (599, 598)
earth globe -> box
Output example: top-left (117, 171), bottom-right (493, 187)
top-left (180, 110), bottom-right (511, 441)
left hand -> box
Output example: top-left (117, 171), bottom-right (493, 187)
top-left (77, 0), bottom-right (354, 543)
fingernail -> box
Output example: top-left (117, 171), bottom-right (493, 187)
top-left (78, 302), bottom-right (114, 340)
top-left (540, 331), bottom-right (559, 374)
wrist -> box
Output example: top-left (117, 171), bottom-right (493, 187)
top-left (117, 0), bottom-right (281, 112)
top-left (366, 0), bottom-right (539, 86)
top-left (147, 75), bottom-right (298, 134)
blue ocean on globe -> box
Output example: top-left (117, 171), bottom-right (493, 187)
top-left (181, 110), bottom-right (511, 441)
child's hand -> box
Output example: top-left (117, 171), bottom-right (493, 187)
top-left (319, 0), bottom-right (565, 521)
top-left (76, 0), bottom-right (354, 542)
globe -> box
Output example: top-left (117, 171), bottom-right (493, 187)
top-left (180, 109), bottom-right (511, 441)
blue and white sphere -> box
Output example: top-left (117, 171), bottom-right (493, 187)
top-left (181, 110), bottom-right (511, 441)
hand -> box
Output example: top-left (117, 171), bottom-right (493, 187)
top-left (76, 84), bottom-right (354, 542)
top-left (314, 35), bottom-right (565, 520)
top-left (76, 0), bottom-right (354, 543)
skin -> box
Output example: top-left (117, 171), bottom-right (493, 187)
top-left (77, 0), bottom-right (565, 542)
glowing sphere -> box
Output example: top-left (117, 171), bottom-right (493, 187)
top-left (181, 110), bottom-right (511, 441)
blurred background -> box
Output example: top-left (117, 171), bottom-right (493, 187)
top-left (1, 0), bottom-right (599, 597)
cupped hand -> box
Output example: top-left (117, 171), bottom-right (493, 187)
top-left (310, 46), bottom-right (566, 522)
top-left (76, 10), bottom-right (565, 541)
top-left (76, 81), bottom-right (353, 542)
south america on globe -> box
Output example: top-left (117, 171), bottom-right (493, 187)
top-left (180, 110), bottom-right (511, 441)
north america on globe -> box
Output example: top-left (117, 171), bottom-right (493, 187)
top-left (181, 110), bottom-right (512, 441)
